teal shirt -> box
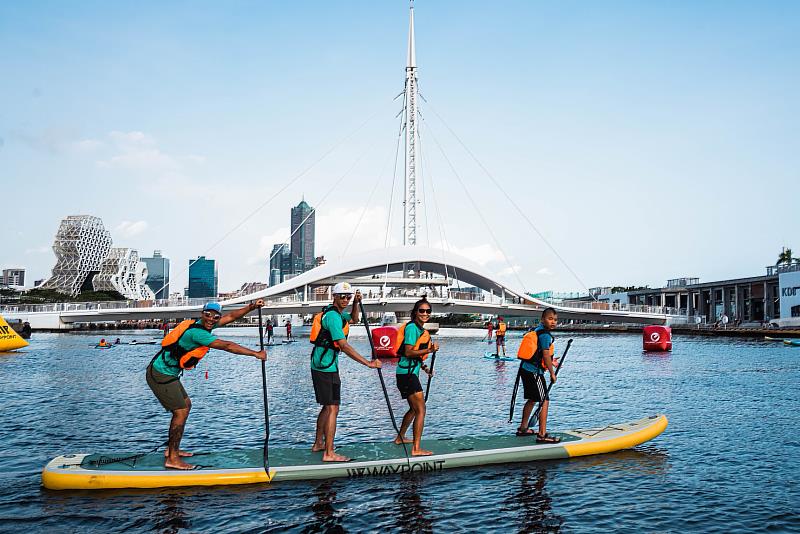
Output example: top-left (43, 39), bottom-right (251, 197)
top-left (152, 321), bottom-right (218, 377)
top-left (397, 322), bottom-right (428, 376)
top-left (521, 326), bottom-right (553, 375)
top-left (311, 309), bottom-right (351, 373)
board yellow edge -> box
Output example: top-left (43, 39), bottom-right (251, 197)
top-left (563, 415), bottom-right (668, 458)
top-left (0, 315), bottom-right (29, 352)
top-left (42, 467), bottom-right (274, 490)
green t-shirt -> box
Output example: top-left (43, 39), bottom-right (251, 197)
top-left (311, 309), bottom-right (351, 373)
top-left (397, 322), bottom-right (428, 376)
top-left (152, 321), bottom-right (218, 377)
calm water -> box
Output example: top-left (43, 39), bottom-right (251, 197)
top-left (1, 327), bottom-right (799, 533)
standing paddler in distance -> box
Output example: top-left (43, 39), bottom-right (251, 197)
top-left (495, 316), bottom-right (508, 357)
top-left (516, 308), bottom-right (561, 443)
top-left (394, 297), bottom-right (439, 456)
top-left (146, 301), bottom-right (268, 470)
top-left (309, 282), bottom-right (381, 462)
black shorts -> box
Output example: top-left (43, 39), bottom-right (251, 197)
top-left (496, 335), bottom-right (506, 346)
top-left (311, 369), bottom-right (341, 405)
top-left (520, 368), bottom-right (548, 402)
top-left (396, 373), bottom-right (423, 399)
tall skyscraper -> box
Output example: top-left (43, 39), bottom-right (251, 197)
top-left (188, 256), bottom-right (218, 298)
top-left (142, 250), bottom-right (170, 299)
top-left (291, 200), bottom-right (315, 272)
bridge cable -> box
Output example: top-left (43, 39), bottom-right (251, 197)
top-left (422, 102), bottom-right (598, 301)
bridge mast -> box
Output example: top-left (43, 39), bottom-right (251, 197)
top-left (403, 0), bottom-right (419, 247)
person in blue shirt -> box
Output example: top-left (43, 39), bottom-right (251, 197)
top-left (146, 301), bottom-right (267, 470)
top-left (310, 282), bottom-right (382, 462)
top-left (394, 297), bottom-right (439, 456)
top-left (516, 308), bottom-right (561, 443)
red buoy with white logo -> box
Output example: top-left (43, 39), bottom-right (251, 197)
top-left (643, 325), bottom-right (672, 352)
top-left (371, 325), bottom-right (401, 358)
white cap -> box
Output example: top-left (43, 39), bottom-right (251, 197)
top-left (332, 282), bottom-right (355, 295)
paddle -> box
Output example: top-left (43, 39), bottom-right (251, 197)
top-left (358, 299), bottom-right (410, 463)
top-left (257, 308), bottom-right (270, 473)
top-left (528, 338), bottom-right (573, 429)
top-left (424, 350), bottom-right (437, 402)
top-left (508, 363), bottom-right (523, 423)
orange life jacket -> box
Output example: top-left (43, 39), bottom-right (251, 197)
top-left (517, 328), bottom-right (554, 369)
top-left (497, 322), bottom-right (507, 335)
top-left (396, 322), bottom-right (432, 373)
top-left (160, 319), bottom-right (211, 370)
top-left (309, 305), bottom-right (350, 369)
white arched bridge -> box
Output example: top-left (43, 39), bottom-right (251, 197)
top-left (1, 247), bottom-right (684, 330)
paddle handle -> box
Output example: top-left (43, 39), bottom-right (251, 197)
top-left (508, 362), bottom-right (522, 423)
top-left (258, 308), bottom-right (270, 472)
top-left (529, 338), bottom-right (572, 428)
top-left (424, 350), bottom-right (437, 402)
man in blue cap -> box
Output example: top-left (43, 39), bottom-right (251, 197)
top-left (146, 300), bottom-right (267, 470)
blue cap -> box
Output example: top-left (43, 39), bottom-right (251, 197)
top-left (203, 302), bottom-right (222, 314)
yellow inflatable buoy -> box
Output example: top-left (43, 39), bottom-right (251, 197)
top-left (0, 315), bottom-right (29, 351)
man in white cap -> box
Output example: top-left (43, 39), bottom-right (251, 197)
top-left (310, 282), bottom-right (381, 462)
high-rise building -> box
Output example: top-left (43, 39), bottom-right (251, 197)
top-left (2, 268), bottom-right (25, 287)
top-left (142, 250), bottom-right (170, 299)
top-left (40, 215), bottom-right (113, 296)
top-left (93, 248), bottom-right (155, 300)
top-left (188, 256), bottom-right (217, 298)
top-left (269, 244), bottom-right (287, 286)
top-left (291, 200), bottom-right (315, 272)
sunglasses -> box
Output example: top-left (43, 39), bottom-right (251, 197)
top-left (203, 311), bottom-right (222, 319)
top-left (417, 308), bottom-right (432, 314)
top-left (335, 294), bottom-right (353, 299)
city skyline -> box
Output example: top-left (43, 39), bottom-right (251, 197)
top-left (2, 2), bottom-right (799, 294)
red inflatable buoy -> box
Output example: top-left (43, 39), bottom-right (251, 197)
top-left (372, 325), bottom-right (401, 358)
top-left (643, 325), bottom-right (672, 352)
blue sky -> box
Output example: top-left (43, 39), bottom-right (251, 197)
top-left (2, 1), bottom-right (798, 294)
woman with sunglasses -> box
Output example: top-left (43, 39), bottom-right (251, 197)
top-left (394, 297), bottom-right (439, 456)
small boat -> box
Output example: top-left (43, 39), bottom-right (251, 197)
top-left (784, 339), bottom-right (800, 347)
top-left (41, 414), bottom-right (667, 490)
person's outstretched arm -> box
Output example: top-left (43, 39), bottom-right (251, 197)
top-left (209, 339), bottom-right (267, 360)
top-left (218, 299), bottom-right (264, 327)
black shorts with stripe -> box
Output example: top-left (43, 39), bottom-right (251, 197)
top-left (520, 368), bottom-right (548, 402)
top-left (311, 369), bottom-right (341, 405)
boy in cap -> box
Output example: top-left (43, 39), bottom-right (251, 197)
top-left (146, 300), bottom-right (267, 470)
top-left (310, 282), bottom-right (381, 462)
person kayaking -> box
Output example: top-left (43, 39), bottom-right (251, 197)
top-left (495, 316), bottom-right (507, 356)
top-left (516, 308), bottom-right (561, 443)
top-left (146, 301), bottom-right (267, 470)
top-left (115, 338), bottom-right (121, 345)
top-left (97, 338), bottom-right (109, 347)
top-left (266, 319), bottom-right (274, 344)
top-left (310, 282), bottom-right (381, 462)
top-left (394, 297), bottom-right (439, 456)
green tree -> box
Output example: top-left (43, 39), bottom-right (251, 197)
top-left (776, 247), bottom-right (795, 266)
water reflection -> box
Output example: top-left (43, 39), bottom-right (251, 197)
top-left (512, 468), bottom-right (563, 534)
top-left (394, 474), bottom-right (434, 533)
top-left (152, 493), bottom-right (190, 534)
top-left (303, 480), bottom-right (344, 533)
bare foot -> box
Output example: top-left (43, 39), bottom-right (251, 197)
top-left (393, 436), bottom-right (413, 445)
top-left (311, 445), bottom-right (325, 453)
top-left (411, 448), bottom-right (433, 456)
top-left (164, 458), bottom-right (196, 470)
top-left (322, 452), bottom-right (351, 462)
top-left (164, 450), bottom-right (193, 457)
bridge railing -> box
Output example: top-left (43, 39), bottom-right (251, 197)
top-left (539, 298), bottom-right (682, 316)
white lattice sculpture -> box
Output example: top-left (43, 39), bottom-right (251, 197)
top-left (93, 248), bottom-right (156, 301)
top-left (40, 216), bottom-right (113, 297)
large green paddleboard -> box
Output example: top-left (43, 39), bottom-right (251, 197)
top-left (42, 414), bottom-right (667, 490)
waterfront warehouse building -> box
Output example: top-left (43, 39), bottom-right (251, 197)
top-left (142, 250), bottom-right (170, 299)
top-left (188, 256), bottom-right (218, 298)
top-left (39, 215), bottom-right (113, 297)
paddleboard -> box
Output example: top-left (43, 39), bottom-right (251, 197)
top-left (784, 339), bottom-right (800, 346)
top-left (484, 351), bottom-right (515, 362)
top-left (41, 415), bottom-right (667, 490)
top-left (282, 340), bottom-right (298, 344)
top-left (95, 345), bottom-right (115, 349)
top-left (129, 340), bottom-right (158, 345)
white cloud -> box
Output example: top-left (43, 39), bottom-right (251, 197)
top-left (536, 267), bottom-right (553, 276)
top-left (24, 244), bottom-right (51, 254)
top-left (317, 207), bottom-right (390, 258)
top-left (115, 220), bottom-right (149, 238)
top-left (248, 227), bottom-right (290, 266)
top-left (431, 240), bottom-right (506, 266)
top-left (94, 131), bottom-right (204, 172)
top-left (71, 138), bottom-right (104, 152)
top-left (498, 264), bottom-right (522, 276)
